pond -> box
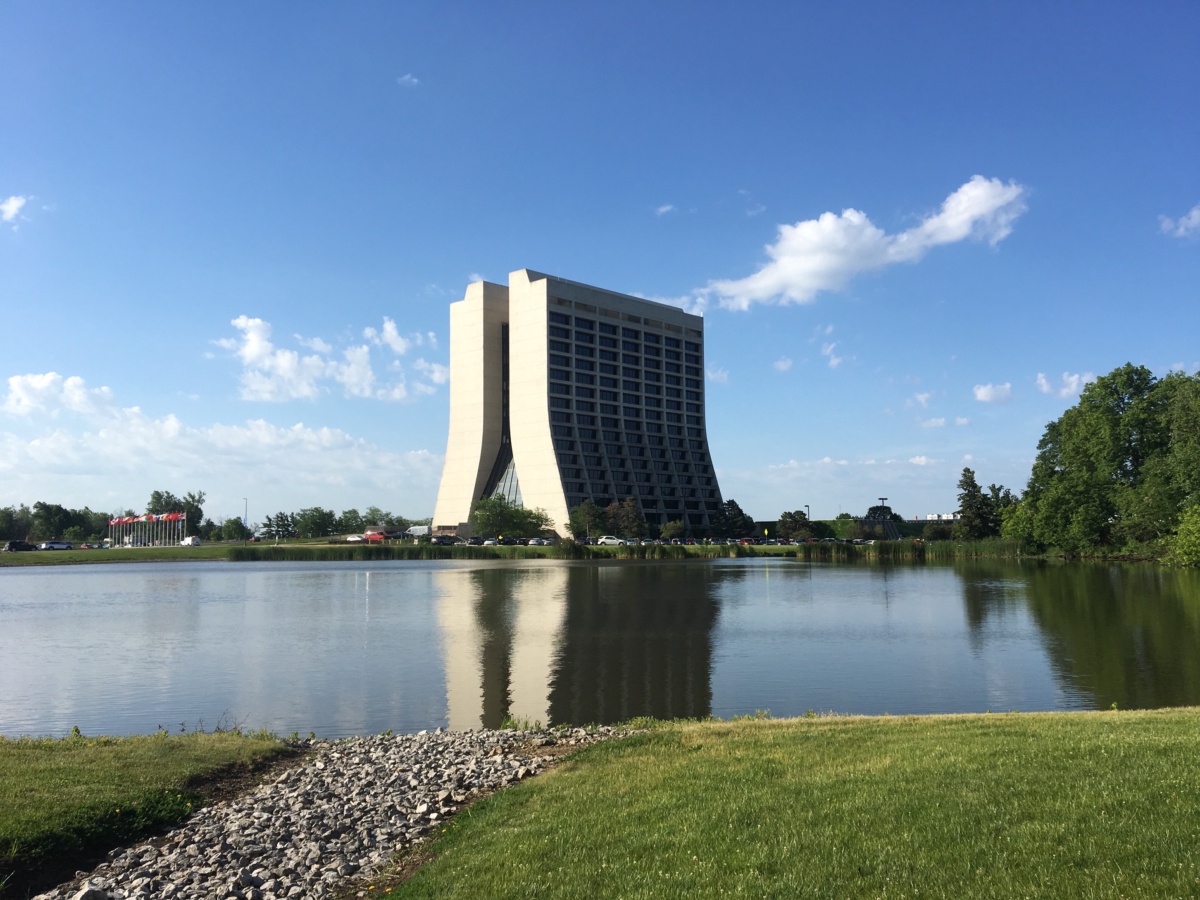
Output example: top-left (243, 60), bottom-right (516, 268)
top-left (1, 558), bottom-right (1198, 737)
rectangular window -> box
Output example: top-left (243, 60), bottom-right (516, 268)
top-left (622, 353), bottom-right (639, 365)
top-left (622, 327), bottom-right (640, 339)
top-left (549, 326), bottom-right (571, 339)
top-left (686, 402), bottom-right (701, 413)
top-left (599, 350), bottom-right (618, 362)
top-left (575, 331), bottom-right (595, 343)
top-left (549, 340), bottom-right (570, 353)
top-left (599, 336), bottom-right (617, 349)
top-left (574, 359), bottom-right (595, 371)
top-left (665, 349), bottom-right (682, 361)
top-left (645, 409), bottom-right (662, 420)
top-left (550, 411), bottom-right (572, 423)
top-left (575, 387), bottom-right (595, 398)
top-left (625, 420), bottom-right (642, 432)
top-left (582, 444), bottom-right (600, 454)
top-left (644, 345), bottom-right (661, 357)
top-left (665, 362), bottom-right (681, 374)
top-left (685, 366), bottom-right (701, 378)
top-left (665, 337), bottom-right (681, 348)
top-left (576, 345), bottom-right (595, 358)
top-left (600, 403), bottom-right (618, 415)
top-left (551, 425), bottom-right (573, 437)
top-left (644, 333), bottom-right (661, 345)
top-left (666, 375), bottom-right (682, 386)
top-left (685, 354), bottom-right (700, 365)
top-left (604, 430), bottom-right (621, 442)
top-left (599, 364), bottom-right (618, 376)
top-left (578, 415), bottom-right (596, 426)
top-left (549, 382), bottom-right (570, 395)
top-left (550, 354), bottom-right (571, 367)
top-left (579, 427), bottom-right (598, 439)
top-left (599, 322), bottom-right (617, 335)
top-left (600, 390), bottom-right (618, 401)
top-left (686, 390), bottom-right (701, 401)
top-left (576, 373), bottom-right (595, 385)
top-left (622, 380), bottom-right (640, 392)
top-left (575, 317), bottom-right (594, 329)
top-left (601, 417), bottom-right (620, 428)
top-left (577, 401), bottom-right (595, 412)
top-left (686, 378), bottom-right (701, 389)
top-left (644, 359), bottom-right (661, 370)
top-left (549, 311), bottom-right (570, 325)
top-left (622, 340), bottom-right (639, 352)
top-left (666, 412), bottom-right (682, 423)
top-left (549, 368), bottom-right (571, 382)
top-left (687, 416), bottom-right (701, 426)
top-left (550, 397), bottom-right (571, 409)
top-left (667, 400), bottom-right (682, 410)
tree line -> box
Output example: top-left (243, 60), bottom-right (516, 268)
top-left (0, 491), bottom-right (429, 544)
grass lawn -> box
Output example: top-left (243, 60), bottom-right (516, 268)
top-left (393, 711), bottom-right (1200, 899)
top-left (0, 730), bottom-right (290, 895)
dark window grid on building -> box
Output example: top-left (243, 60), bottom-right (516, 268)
top-left (644, 332), bottom-right (661, 344)
top-left (599, 350), bottom-right (618, 363)
top-left (622, 340), bottom-right (639, 353)
top-left (686, 378), bottom-right (701, 389)
top-left (665, 362), bottom-right (682, 374)
top-left (576, 345), bottom-right (594, 358)
top-left (599, 322), bottom-right (617, 335)
top-left (550, 354), bottom-right (571, 367)
top-left (577, 400), bottom-right (595, 412)
top-left (685, 367), bottom-right (701, 378)
top-left (575, 387), bottom-right (595, 399)
top-left (549, 382), bottom-right (571, 395)
top-left (550, 397), bottom-right (571, 409)
top-left (666, 350), bottom-right (682, 361)
top-left (575, 317), bottom-right (594, 329)
top-left (685, 340), bottom-right (700, 352)
top-left (685, 354), bottom-right (700, 365)
top-left (549, 326), bottom-right (571, 339)
top-left (549, 340), bottom-right (570, 353)
top-left (550, 368), bottom-right (571, 382)
top-left (575, 331), bottom-right (595, 343)
top-left (645, 359), bottom-right (661, 370)
top-left (549, 311), bottom-right (571, 325)
top-left (665, 337), bottom-right (681, 348)
top-left (622, 353), bottom-right (639, 365)
top-left (575, 359), bottom-right (595, 371)
top-left (599, 336), bottom-right (617, 349)
top-left (644, 345), bottom-right (661, 357)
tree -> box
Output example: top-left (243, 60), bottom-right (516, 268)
top-left (338, 508), bottom-right (365, 534)
top-left (659, 519), bottom-right (685, 540)
top-left (776, 510), bottom-right (812, 541)
top-left (711, 499), bottom-right (754, 539)
top-left (470, 496), bottom-right (552, 539)
top-left (954, 468), bottom-right (1000, 541)
top-left (261, 512), bottom-right (295, 540)
top-left (568, 499), bottom-right (606, 539)
top-left (294, 507), bottom-right (338, 538)
top-left (147, 489), bottom-right (205, 537)
top-left (864, 504), bottom-right (902, 522)
top-left (604, 498), bottom-right (646, 540)
top-left (220, 517), bottom-right (251, 542)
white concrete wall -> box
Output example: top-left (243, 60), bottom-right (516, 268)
top-left (431, 281), bottom-right (508, 532)
top-left (508, 270), bottom-right (571, 534)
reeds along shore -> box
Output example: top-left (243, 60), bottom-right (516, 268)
top-left (223, 538), bottom-right (1030, 563)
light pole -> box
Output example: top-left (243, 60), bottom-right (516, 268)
top-left (243, 498), bottom-right (248, 545)
top-left (805, 504), bottom-right (810, 521)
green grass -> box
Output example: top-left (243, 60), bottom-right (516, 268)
top-left (394, 711), bottom-right (1200, 899)
top-left (0, 729), bottom-right (288, 895)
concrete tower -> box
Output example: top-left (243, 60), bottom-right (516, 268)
top-left (433, 269), bottom-right (723, 536)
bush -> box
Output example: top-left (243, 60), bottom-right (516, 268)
top-left (1168, 505), bottom-right (1200, 567)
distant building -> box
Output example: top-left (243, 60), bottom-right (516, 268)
top-left (433, 269), bottom-right (724, 536)
top-left (925, 513), bottom-right (961, 522)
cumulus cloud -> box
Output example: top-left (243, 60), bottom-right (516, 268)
top-left (1, 195), bottom-right (27, 224)
top-left (2, 373), bottom-right (114, 417)
top-left (655, 204), bottom-right (675, 217)
top-left (0, 372), bottom-right (443, 515)
top-left (913, 392), bottom-right (931, 408)
top-left (218, 316), bottom-right (445, 403)
top-left (706, 366), bottom-right (729, 384)
top-left (1036, 371), bottom-right (1095, 398)
top-left (699, 175), bottom-right (1027, 310)
top-left (909, 455), bottom-right (932, 465)
top-left (413, 359), bottom-right (449, 384)
top-left (397, 73), bottom-right (420, 88)
top-left (773, 357), bottom-right (793, 372)
top-left (1160, 203), bottom-right (1200, 238)
top-left (973, 382), bottom-right (1012, 403)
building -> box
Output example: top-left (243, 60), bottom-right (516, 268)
top-left (432, 269), bottom-right (724, 537)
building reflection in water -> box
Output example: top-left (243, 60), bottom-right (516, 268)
top-left (435, 563), bottom-right (719, 729)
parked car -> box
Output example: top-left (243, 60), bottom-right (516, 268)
top-left (2, 540), bottom-right (35, 552)
top-left (37, 541), bottom-right (73, 550)
top-left (596, 535), bottom-right (623, 546)
top-left (346, 534), bottom-right (366, 543)
top-left (527, 537), bottom-right (544, 546)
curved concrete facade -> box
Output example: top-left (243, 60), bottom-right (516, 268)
top-left (433, 269), bottom-right (723, 536)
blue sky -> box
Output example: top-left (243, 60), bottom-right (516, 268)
top-left (2, 2), bottom-right (1198, 527)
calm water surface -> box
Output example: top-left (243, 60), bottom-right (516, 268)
top-left (2, 558), bottom-right (1198, 737)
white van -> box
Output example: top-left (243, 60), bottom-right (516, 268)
top-left (179, 536), bottom-right (202, 547)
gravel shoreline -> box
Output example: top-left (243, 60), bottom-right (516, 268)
top-left (36, 727), bottom-right (623, 900)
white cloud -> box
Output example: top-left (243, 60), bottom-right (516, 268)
top-left (909, 455), bottom-right (932, 465)
top-left (913, 392), bottom-right (931, 408)
top-left (397, 73), bottom-right (420, 88)
top-left (973, 382), bottom-right (1012, 403)
top-left (919, 417), bottom-right (946, 428)
top-left (363, 317), bottom-right (413, 355)
top-left (219, 315), bottom-right (443, 403)
top-left (1, 195), bottom-right (27, 224)
top-left (745, 203), bottom-right (766, 217)
top-left (773, 357), bottom-right (793, 372)
top-left (1036, 371), bottom-right (1095, 398)
top-left (0, 373), bottom-right (443, 516)
top-left (821, 342), bottom-right (843, 368)
top-left (706, 366), bottom-right (729, 383)
top-left (700, 175), bottom-right (1027, 310)
top-left (655, 204), bottom-right (675, 217)
top-left (955, 417), bottom-right (971, 426)
top-left (2, 373), bottom-right (114, 417)
top-left (414, 358), bottom-right (449, 384)
top-left (296, 335), bottom-right (333, 354)
top-left (1160, 203), bottom-right (1200, 238)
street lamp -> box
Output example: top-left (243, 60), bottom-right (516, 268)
top-left (243, 498), bottom-right (248, 545)
top-left (805, 504), bottom-right (810, 521)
